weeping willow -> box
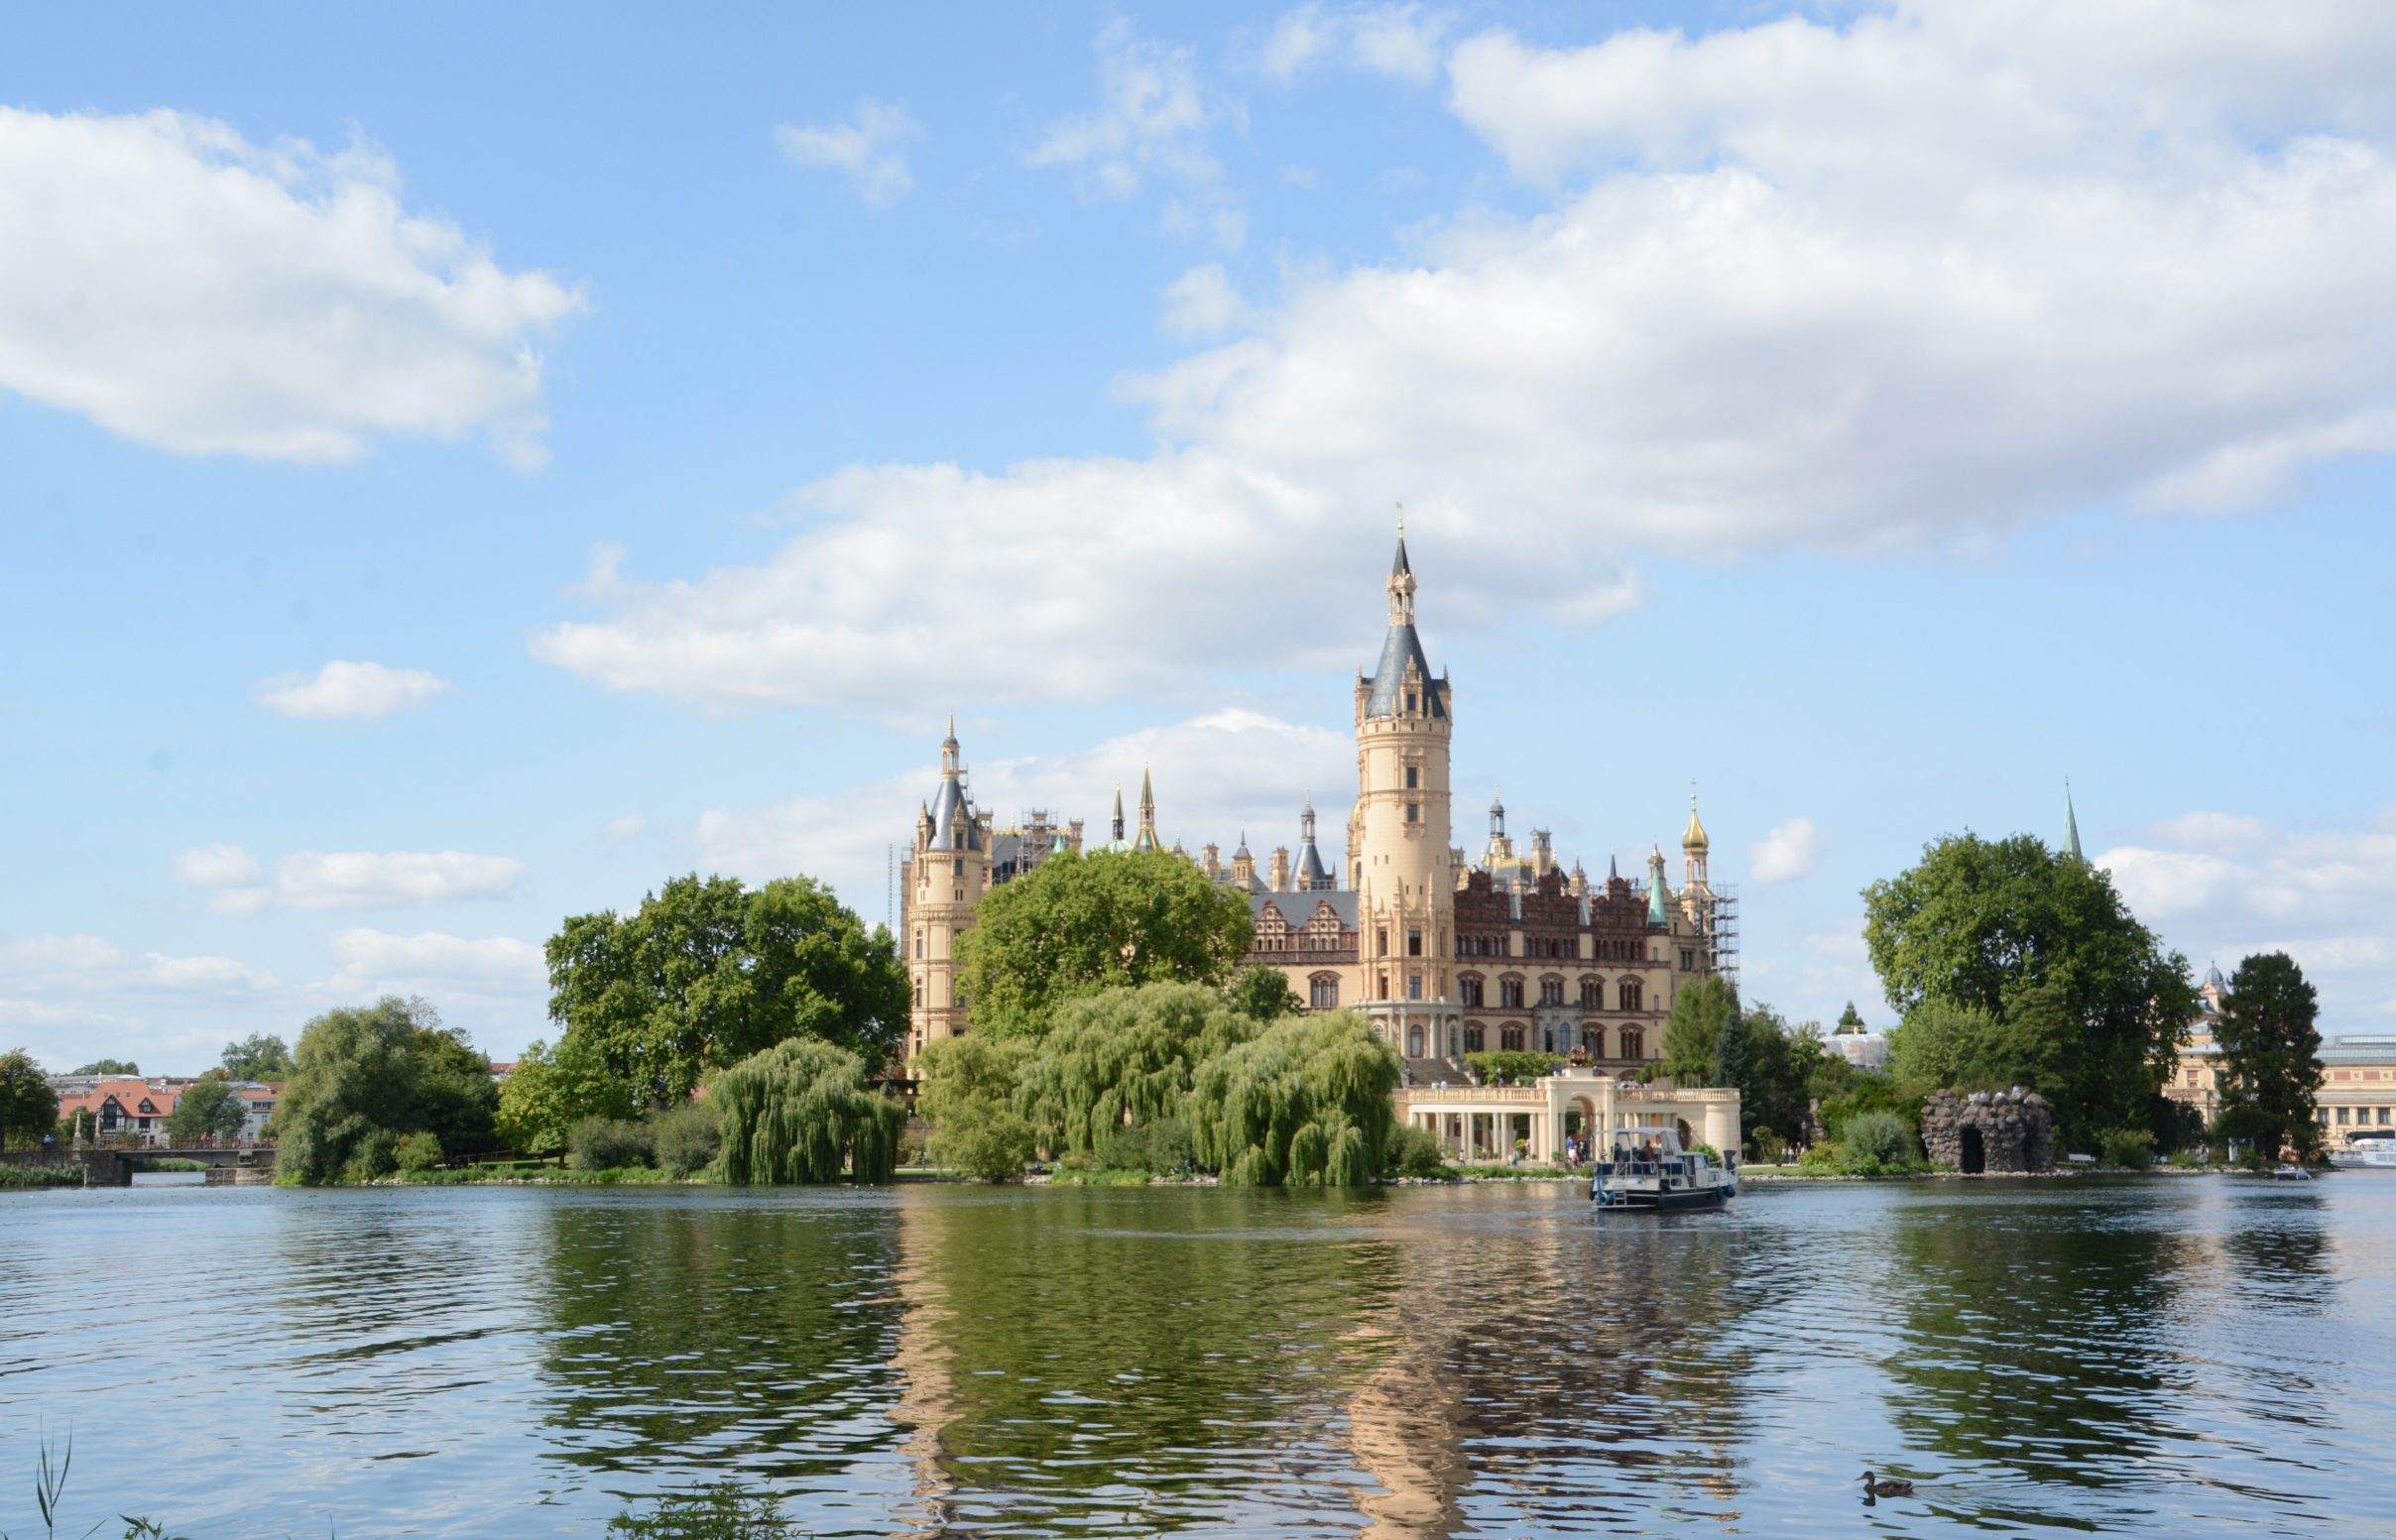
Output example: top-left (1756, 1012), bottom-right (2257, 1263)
top-left (1187, 1010), bottom-right (1401, 1186)
top-left (1013, 983), bottom-right (1258, 1154)
top-left (711, 1038), bottom-right (903, 1185)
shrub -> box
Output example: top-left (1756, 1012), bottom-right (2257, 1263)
top-left (1845, 1110), bottom-right (1917, 1171)
top-left (927, 1101), bottom-right (1039, 1181)
top-left (569, 1117), bottom-right (656, 1172)
top-left (652, 1101), bottom-right (722, 1178)
top-left (1098, 1116), bottom-right (1198, 1176)
top-left (1385, 1124), bottom-right (1449, 1178)
top-left (1747, 1126), bottom-right (1787, 1165)
top-left (2099, 1127), bottom-right (2156, 1170)
top-left (1798, 1140), bottom-right (1851, 1175)
top-left (346, 1129), bottom-right (400, 1181)
top-left (394, 1130), bottom-right (444, 1173)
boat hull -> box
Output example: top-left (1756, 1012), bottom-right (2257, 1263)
top-left (1597, 1183), bottom-right (1734, 1211)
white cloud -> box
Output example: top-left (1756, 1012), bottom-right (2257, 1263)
top-left (0, 108), bottom-right (580, 466)
top-left (326, 928), bottom-right (545, 994)
top-left (774, 97), bottom-right (923, 207)
top-left (697, 709), bottom-right (1352, 908)
top-left (1748, 816), bottom-right (1824, 884)
top-left (604, 814), bottom-right (647, 840)
top-left (538, 7), bottom-right (2396, 713)
top-left (209, 887), bottom-right (272, 918)
top-left (2097, 803), bottom-right (2396, 1025)
top-left (276, 851), bottom-right (523, 909)
top-left (1263, 4), bottom-right (1452, 84)
top-left (1161, 264), bottom-right (1249, 338)
top-left (254, 660), bottom-right (450, 720)
top-left (1030, 21), bottom-right (1222, 198)
top-left (0, 933), bottom-right (279, 996)
top-left (174, 843), bottom-right (261, 889)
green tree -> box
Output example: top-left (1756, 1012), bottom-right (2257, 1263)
top-left (915, 1032), bottom-right (1039, 1179)
top-left (494, 1035), bottom-right (632, 1154)
top-left (166, 1077), bottom-right (248, 1142)
top-left (1885, 995), bottom-right (2071, 1100)
top-left (219, 1033), bottom-right (294, 1081)
top-left (272, 997), bottom-right (500, 1183)
top-left (71, 1058), bottom-right (139, 1076)
top-left (2216, 951), bottom-right (2324, 1160)
top-left (1014, 983), bottom-right (1258, 1155)
top-left (1224, 963), bottom-right (1305, 1024)
top-left (651, 1101), bottom-right (723, 1178)
top-left (1658, 975), bottom-right (1739, 1082)
top-left (0, 1049), bottom-right (60, 1150)
top-left (1838, 1001), bottom-right (1864, 1030)
top-left (952, 849), bottom-right (1256, 1038)
top-left (547, 873), bottom-right (907, 1110)
top-left (1713, 1006), bottom-right (1752, 1103)
top-left (1862, 831), bottom-right (2195, 1147)
top-left (1187, 1010), bottom-right (1402, 1186)
top-left (711, 1037), bottom-right (904, 1185)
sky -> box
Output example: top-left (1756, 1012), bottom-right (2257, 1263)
top-left (4, 1), bottom-right (2393, 1074)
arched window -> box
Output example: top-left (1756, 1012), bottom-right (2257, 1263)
top-left (1500, 1024), bottom-right (1526, 1050)
top-left (1618, 979), bottom-right (1643, 1011)
top-left (1580, 976), bottom-right (1601, 1008)
top-left (1582, 1026), bottom-right (1603, 1057)
top-left (1460, 976), bottom-right (1485, 1007)
top-left (1309, 974), bottom-right (1339, 1010)
top-left (1407, 1023), bottom-right (1424, 1057)
top-left (1464, 1022), bottom-right (1487, 1052)
top-left (1500, 979), bottom-right (1524, 1009)
top-left (1539, 978), bottom-right (1564, 1007)
top-left (1620, 1026), bottom-right (1644, 1060)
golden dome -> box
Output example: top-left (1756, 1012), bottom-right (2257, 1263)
top-left (1682, 796), bottom-right (1710, 852)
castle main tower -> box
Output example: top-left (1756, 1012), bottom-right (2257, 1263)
top-left (902, 717), bottom-right (990, 1059)
top-left (1350, 533), bottom-right (1459, 1062)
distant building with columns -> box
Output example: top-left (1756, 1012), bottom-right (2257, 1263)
top-left (898, 534), bottom-right (1736, 1079)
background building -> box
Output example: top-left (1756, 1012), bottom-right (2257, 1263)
top-left (900, 537), bottom-right (1732, 1080)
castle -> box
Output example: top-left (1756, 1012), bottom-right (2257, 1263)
top-left (899, 535), bottom-right (1735, 1076)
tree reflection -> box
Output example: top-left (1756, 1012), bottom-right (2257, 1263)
top-left (534, 1192), bottom-right (910, 1486)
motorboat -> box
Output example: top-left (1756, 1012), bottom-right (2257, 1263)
top-left (2334, 1130), bottom-right (2396, 1170)
top-left (1592, 1123), bottom-right (1737, 1211)
top-left (2271, 1163), bottom-right (2314, 1181)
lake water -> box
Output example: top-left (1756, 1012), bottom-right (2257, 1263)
top-left (2, 1176), bottom-right (2389, 1537)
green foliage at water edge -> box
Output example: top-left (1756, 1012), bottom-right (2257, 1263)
top-left (712, 1037), bottom-right (903, 1185)
top-left (1187, 1010), bottom-right (1401, 1186)
top-left (272, 997), bottom-right (499, 1184)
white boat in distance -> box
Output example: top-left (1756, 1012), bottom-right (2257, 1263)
top-left (1591, 1123), bottom-right (1737, 1211)
top-left (2335, 1130), bottom-right (2396, 1170)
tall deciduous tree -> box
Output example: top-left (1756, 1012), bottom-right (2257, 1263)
top-left (711, 1038), bottom-right (903, 1185)
top-left (952, 849), bottom-right (1256, 1039)
top-left (1224, 964), bottom-right (1305, 1025)
top-left (546, 873), bottom-right (907, 1110)
top-left (219, 1033), bottom-right (294, 1081)
top-left (1862, 832), bottom-right (2195, 1147)
top-left (914, 1033), bottom-right (1038, 1180)
top-left (166, 1077), bottom-right (248, 1142)
top-left (273, 997), bottom-right (499, 1183)
top-left (71, 1058), bottom-right (139, 1076)
top-left (0, 1049), bottom-right (60, 1149)
top-left (1187, 1011), bottom-right (1401, 1186)
top-left (1012, 983), bottom-right (1258, 1155)
top-left (2216, 951), bottom-right (2324, 1160)
top-left (494, 1035), bottom-right (632, 1155)
top-left (1659, 976), bottom-right (1740, 1084)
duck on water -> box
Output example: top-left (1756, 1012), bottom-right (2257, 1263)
top-left (1591, 1122), bottom-right (1737, 1211)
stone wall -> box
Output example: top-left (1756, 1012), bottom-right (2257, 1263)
top-left (1922, 1088), bottom-right (2055, 1174)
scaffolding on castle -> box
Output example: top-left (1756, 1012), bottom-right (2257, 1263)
top-left (1705, 885), bottom-right (1739, 986)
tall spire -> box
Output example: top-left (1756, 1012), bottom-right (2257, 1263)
top-left (2063, 780), bottom-right (2085, 864)
top-left (1135, 766), bottom-right (1160, 851)
top-left (1112, 786), bottom-right (1125, 843)
top-left (1387, 527), bottom-right (1416, 625)
top-left (1490, 785), bottom-right (1504, 838)
top-left (940, 715), bottom-right (961, 778)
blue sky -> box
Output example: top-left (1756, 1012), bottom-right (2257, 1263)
top-left (5, 2), bottom-right (2393, 1072)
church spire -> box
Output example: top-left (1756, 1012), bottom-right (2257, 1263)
top-left (1112, 786), bottom-right (1125, 844)
top-left (1135, 766), bottom-right (1160, 851)
top-left (2063, 780), bottom-right (2085, 864)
